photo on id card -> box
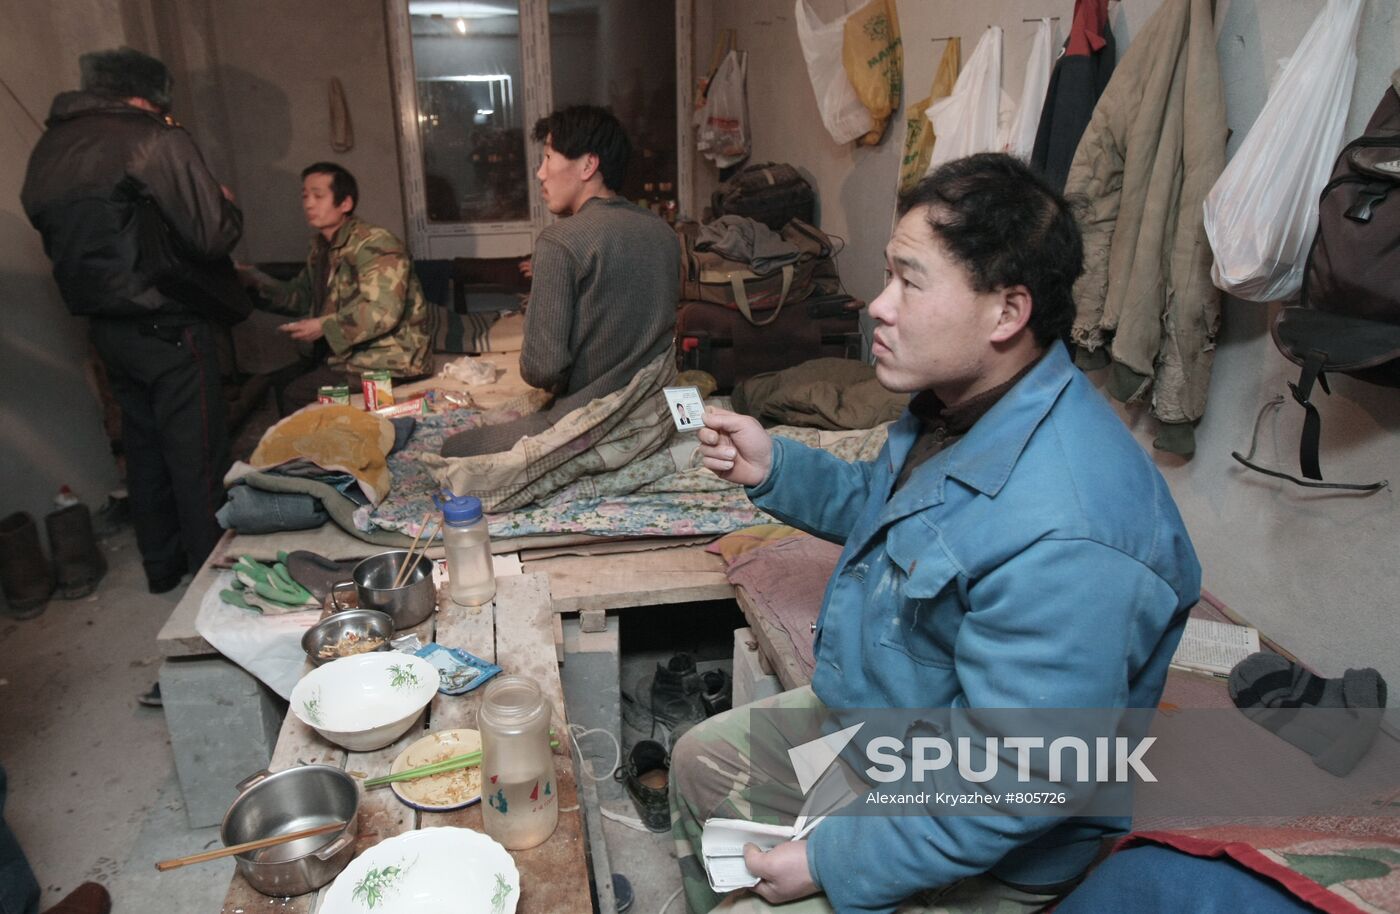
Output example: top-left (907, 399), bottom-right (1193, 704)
top-left (664, 386), bottom-right (705, 432)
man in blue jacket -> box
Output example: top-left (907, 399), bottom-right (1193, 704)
top-left (672, 153), bottom-right (1201, 914)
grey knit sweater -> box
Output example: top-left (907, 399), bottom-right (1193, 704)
top-left (441, 195), bottom-right (678, 457)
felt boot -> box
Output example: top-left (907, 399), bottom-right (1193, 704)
top-left (46, 504), bottom-right (107, 599)
top-left (0, 511), bottom-right (52, 618)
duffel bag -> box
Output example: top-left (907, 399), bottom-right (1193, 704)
top-left (678, 218), bottom-right (842, 326)
top-left (711, 162), bottom-right (815, 230)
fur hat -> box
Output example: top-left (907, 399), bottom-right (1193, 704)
top-left (79, 47), bottom-right (173, 111)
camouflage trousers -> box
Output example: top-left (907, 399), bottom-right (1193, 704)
top-left (669, 687), bottom-right (1060, 914)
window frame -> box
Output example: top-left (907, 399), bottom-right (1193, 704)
top-left (386, 0), bottom-right (693, 259)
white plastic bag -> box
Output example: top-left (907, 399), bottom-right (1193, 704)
top-left (927, 27), bottom-right (1014, 171)
top-left (795, 0), bottom-right (873, 145)
top-left (1001, 18), bottom-right (1054, 160)
top-left (695, 49), bottom-right (751, 168)
top-left (1203, 0), bottom-right (1364, 302)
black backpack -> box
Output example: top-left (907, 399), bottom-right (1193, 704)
top-left (1241, 72), bottom-right (1400, 490)
top-left (711, 162), bottom-right (815, 231)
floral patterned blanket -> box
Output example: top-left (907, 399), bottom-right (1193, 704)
top-left (1119, 822), bottom-right (1400, 914)
top-left (370, 414), bottom-right (889, 542)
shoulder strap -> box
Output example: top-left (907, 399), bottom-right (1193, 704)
top-left (731, 264), bottom-right (792, 326)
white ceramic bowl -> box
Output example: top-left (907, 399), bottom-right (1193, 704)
top-left (290, 653), bottom-right (439, 751)
top-left (321, 827), bottom-right (519, 914)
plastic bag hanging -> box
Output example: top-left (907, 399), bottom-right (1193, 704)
top-left (898, 38), bottom-right (960, 194)
top-left (795, 0), bottom-right (873, 145)
top-left (1001, 19), bottom-right (1054, 160)
top-left (1202, 0), bottom-right (1364, 302)
top-left (842, 0), bottom-right (904, 146)
top-left (926, 27), bottom-right (1013, 172)
top-left (695, 49), bottom-right (751, 169)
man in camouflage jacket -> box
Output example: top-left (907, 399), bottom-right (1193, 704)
top-left (245, 162), bottom-right (433, 405)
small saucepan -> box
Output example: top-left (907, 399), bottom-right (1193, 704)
top-left (220, 765), bottom-right (359, 897)
top-left (331, 550), bottom-right (436, 630)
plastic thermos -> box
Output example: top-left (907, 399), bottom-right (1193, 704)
top-left (439, 492), bottom-right (495, 606)
top-left (479, 676), bottom-right (559, 849)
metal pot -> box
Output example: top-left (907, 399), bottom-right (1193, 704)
top-left (221, 765), bottom-right (359, 897)
top-left (301, 608), bottom-right (395, 666)
top-left (331, 549), bottom-right (436, 630)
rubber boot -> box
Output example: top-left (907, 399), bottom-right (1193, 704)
top-left (46, 504), bottom-right (107, 599)
top-left (0, 512), bottom-right (52, 619)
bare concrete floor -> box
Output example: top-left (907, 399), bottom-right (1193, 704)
top-left (1, 528), bottom-right (231, 912)
top-left (2, 524), bottom-right (736, 914)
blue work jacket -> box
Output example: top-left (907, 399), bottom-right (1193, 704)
top-left (748, 343), bottom-right (1201, 913)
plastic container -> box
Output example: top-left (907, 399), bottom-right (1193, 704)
top-left (439, 492), bottom-right (495, 606)
top-left (478, 676), bottom-right (559, 849)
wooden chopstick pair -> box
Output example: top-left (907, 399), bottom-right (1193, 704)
top-left (392, 511), bottom-right (438, 589)
top-left (155, 820), bottom-right (347, 871)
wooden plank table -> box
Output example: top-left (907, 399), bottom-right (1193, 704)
top-left (522, 545), bottom-right (731, 615)
top-left (218, 573), bottom-right (590, 913)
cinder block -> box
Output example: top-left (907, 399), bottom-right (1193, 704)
top-left (160, 657), bottom-right (284, 827)
top-left (560, 615), bottom-right (622, 802)
top-left (732, 627), bottom-right (781, 708)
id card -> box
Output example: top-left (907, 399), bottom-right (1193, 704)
top-left (664, 386), bottom-right (705, 432)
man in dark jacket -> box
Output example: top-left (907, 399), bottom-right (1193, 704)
top-left (22, 47), bottom-right (244, 601)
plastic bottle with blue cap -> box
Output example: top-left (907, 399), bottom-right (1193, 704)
top-left (437, 490), bottom-right (496, 606)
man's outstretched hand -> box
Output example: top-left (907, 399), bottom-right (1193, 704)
top-left (698, 408), bottom-right (773, 487)
top-left (743, 840), bottom-right (818, 904)
top-left (279, 317), bottom-right (326, 343)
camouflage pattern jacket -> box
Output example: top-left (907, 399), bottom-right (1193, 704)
top-left (258, 216), bottom-right (434, 377)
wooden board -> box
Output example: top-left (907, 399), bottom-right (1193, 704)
top-left (734, 585), bottom-right (812, 691)
top-left (493, 574), bottom-right (593, 914)
top-left (157, 533), bottom-right (236, 657)
top-left (221, 574), bottom-right (593, 914)
top-left (526, 546), bottom-right (732, 613)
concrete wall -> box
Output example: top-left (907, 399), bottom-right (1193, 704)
top-left (0, 1), bottom-right (134, 526)
top-left (150, 0), bottom-right (406, 264)
top-left (700, 0), bottom-right (1400, 689)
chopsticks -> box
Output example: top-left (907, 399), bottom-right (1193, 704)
top-left (365, 748), bottom-right (484, 788)
top-left (365, 739), bottom-right (561, 789)
top-left (392, 512), bottom-right (438, 589)
top-left (154, 820), bottom-right (347, 871)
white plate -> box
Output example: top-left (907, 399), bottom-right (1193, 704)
top-left (321, 827), bottom-right (519, 914)
top-left (389, 728), bottom-right (483, 812)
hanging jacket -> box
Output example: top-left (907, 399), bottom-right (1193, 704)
top-left (1030, 0), bottom-right (1115, 191)
top-left (1064, 0), bottom-right (1227, 456)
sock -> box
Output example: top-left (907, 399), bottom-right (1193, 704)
top-left (1228, 652), bottom-right (1387, 777)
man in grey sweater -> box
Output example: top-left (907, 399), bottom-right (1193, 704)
top-left (441, 106), bottom-right (678, 457)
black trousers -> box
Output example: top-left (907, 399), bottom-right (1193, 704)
top-left (89, 318), bottom-right (229, 584)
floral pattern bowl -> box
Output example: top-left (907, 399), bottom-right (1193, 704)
top-left (290, 653), bottom-right (439, 751)
top-left (321, 827), bottom-right (519, 914)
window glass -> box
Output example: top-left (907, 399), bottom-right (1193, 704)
top-left (410, 2), bottom-right (530, 222)
top-left (549, 0), bottom-right (677, 212)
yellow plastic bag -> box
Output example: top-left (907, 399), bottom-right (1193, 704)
top-left (898, 38), bottom-right (959, 193)
top-left (842, 0), bottom-right (903, 146)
